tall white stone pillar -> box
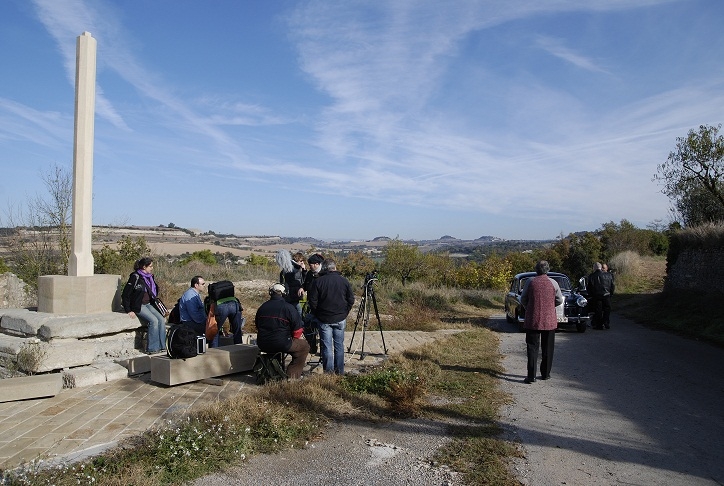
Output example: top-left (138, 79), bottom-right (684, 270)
top-left (38, 32), bottom-right (121, 314)
top-left (69, 31), bottom-right (96, 277)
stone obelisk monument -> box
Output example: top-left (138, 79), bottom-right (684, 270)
top-left (37, 32), bottom-right (121, 314)
top-left (69, 31), bottom-right (96, 276)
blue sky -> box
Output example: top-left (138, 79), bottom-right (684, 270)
top-left (1, 0), bottom-right (722, 241)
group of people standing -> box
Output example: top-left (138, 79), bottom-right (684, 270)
top-left (586, 262), bottom-right (615, 330)
top-left (255, 251), bottom-right (355, 378)
top-left (121, 251), bottom-right (356, 380)
top-left (519, 260), bottom-right (615, 384)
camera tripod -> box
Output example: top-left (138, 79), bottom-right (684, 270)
top-left (347, 273), bottom-right (387, 359)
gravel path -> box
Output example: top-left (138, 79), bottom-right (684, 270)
top-left (193, 314), bottom-right (724, 485)
top-left (191, 418), bottom-right (462, 485)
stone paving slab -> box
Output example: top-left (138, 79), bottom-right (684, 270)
top-left (0, 330), bottom-right (462, 471)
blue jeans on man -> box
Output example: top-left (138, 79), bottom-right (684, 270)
top-left (316, 319), bottom-right (346, 374)
top-left (212, 299), bottom-right (244, 347)
top-left (137, 303), bottom-right (166, 353)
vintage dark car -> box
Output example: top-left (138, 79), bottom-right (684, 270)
top-left (504, 271), bottom-right (589, 332)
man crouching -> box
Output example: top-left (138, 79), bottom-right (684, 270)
top-left (255, 284), bottom-right (310, 379)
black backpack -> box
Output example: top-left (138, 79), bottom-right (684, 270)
top-left (166, 325), bottom-right (198, 359)
top-left (167, 299), bottom-right (181, 324)
top-left (208, 280), bottom-right (235, 301)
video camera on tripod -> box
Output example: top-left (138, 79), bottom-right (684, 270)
top-left (363, 271), bottom-right (378, 288)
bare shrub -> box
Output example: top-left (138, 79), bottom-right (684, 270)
top-left (16, 341), bottom-right (47, 375)
top-left (609, 251), bottom-right (641, 277)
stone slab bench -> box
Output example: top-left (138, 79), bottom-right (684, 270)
top-left (0, 373), bottom-right (63, 403)
top-left (150, 344), bottom-right (259, 386)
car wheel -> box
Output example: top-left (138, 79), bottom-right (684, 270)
top-left (505, 306), bottom-right (515, 323)
top-left (576, 322), bottom-right (586, 333)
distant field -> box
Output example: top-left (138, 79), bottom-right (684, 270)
top-left (0, 225), bottom-right (393, 260)
top-left (147, 241), bottom-right (310, 258)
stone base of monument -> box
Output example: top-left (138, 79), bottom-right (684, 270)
top-left (150, 344), bottom-right (259, 386)
top-left (37, 274), bottom-right (122, 314)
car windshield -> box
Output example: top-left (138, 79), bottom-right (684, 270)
top-left (551, 275), bottom-right (571, 291)
top-left (519, 275), bottom-right (572, 292)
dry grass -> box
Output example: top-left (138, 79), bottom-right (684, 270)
top-left (671, 221), bottom-right (724, 249)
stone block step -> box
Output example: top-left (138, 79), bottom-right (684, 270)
top-left (0, 373), bottom-right (63, 403)
top-left (150, 344), bottom-right (259, 386)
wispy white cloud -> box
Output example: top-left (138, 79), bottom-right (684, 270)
top-left (0, 98), bottom-right (71, 148)
top-left (282, 0), bottom-right (713, 229)
top-left (534, 35), bottom-right (610, 74)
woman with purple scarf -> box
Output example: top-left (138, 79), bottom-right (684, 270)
top-left (121, 257), bottom-right (167, 354)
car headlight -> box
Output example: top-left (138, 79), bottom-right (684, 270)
top-left (576, 296), bottom-right (587, 307)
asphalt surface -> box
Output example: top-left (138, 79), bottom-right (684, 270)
top-left (194, 313), bottom-right (724, 485)
top-left (493, 313), bottom-right (724, 485)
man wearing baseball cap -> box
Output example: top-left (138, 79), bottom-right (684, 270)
top-left (254, 283), bottom-right (309, 379)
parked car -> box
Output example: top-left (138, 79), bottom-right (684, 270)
top-left (504, 271), bottom-right (590, 332)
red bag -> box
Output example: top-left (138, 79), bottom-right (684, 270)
top-left (205, 302), bottom-right (218, 343)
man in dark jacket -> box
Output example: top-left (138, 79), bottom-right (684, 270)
top-left (308, 259), bottom-right (355, 374)
top-left (587, 262), bottom-right (615, 329)
top-left (255, 284), bottom-right (309, 379)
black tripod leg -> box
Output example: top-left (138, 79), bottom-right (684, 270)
top-left (370, 290), bottom-right (387, 354)
top-left (347, 294), bottom-right (366, 353)
top-left (359, 287), bottom-right (369, 359)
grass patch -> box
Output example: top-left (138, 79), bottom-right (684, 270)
top-left (616, 290), bottom-right (724, 347)
top-left (609, 255), bottom-right (724, 347)
top-left (408, 330), bottom-right (522, 484)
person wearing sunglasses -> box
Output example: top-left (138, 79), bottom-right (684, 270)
top-left (179, 276), bottom-right (207, 337)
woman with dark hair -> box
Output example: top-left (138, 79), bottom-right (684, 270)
top-left (121, 257), bottom-right (166, 354)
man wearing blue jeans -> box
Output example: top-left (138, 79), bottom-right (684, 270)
top-left (308, 259), bottom-right (355, 374)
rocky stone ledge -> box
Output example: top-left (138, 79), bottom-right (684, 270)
top-left (0, 308), bottom-right (151, 376)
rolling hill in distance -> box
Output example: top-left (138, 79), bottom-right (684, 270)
top-left (87, 225), bottom-right (552, 259)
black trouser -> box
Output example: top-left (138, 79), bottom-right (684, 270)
top-left (526, 329), bottom-right (555, 380)
top-left (589, 296), bottom-right (603, 328)
top-left (600, 295), bottom-right (612, 328)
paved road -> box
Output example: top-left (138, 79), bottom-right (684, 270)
top-left (492, 313), bottom-right (724, 485)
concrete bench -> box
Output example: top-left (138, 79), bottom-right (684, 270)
top-left (149, 344), bottom-right (259, 386)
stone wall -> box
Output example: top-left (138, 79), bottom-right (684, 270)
top-left (0, 272), bottom-right (36, 309)
top-left (665, 249), bottom-right (724, 293)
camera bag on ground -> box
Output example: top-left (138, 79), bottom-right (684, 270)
top-left (166, 325), bottom-right (198, 359)
top-left (208, 280), bottom-right (234, 301)
top-left (252, 352), bottom-right (287, 384)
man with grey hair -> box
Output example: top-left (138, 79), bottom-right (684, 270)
top-left (308, 258), bottom-right (355, 374)
top-left (520, 260), bottom-right (564, 383)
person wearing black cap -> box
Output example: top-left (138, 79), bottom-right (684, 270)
top-left (303, 253), bottom-right (324, 291)
top-left (255, 284), bottom-right (309, 379)
top-left (302, 253), bottom-right (324, 354)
